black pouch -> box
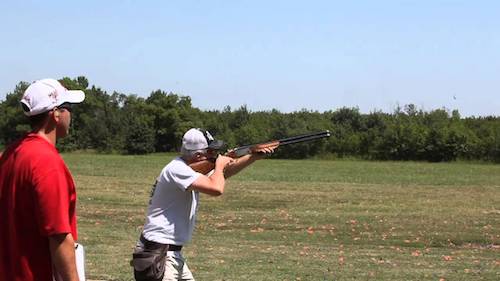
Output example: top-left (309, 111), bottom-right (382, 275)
top-left (132, 248), bottom-right (167, 281)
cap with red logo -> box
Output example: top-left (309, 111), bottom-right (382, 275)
top-left (20, 78), bottom-right (85, 116)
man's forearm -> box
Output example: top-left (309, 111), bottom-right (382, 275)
top-left (49, 233), bottom-right (79, 281)
top-left (224, 154), bottom-right (259, 178)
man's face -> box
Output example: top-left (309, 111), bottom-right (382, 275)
top-left (55, 104), bottom-right (72, 138)
top-left (205, 149), bottom-right (218, 159)
top-left (194, 149), bottom-right (218, 162)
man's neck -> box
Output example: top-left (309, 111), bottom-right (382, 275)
top-left (33, 129), bottom-right (57, 146)
top-left (181, 156), bottom-right (194, 165)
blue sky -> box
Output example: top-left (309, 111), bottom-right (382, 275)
top-left (1, 0), bottom-right (498, 116)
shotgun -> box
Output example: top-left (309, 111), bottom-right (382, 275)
top-left (190, 130), bottom-right (330, 174)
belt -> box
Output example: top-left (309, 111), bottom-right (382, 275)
top-left (140, 234), bottom-right (182, 252)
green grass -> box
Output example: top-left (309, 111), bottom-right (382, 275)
top-left (63, 153), bottom-right (500, 280)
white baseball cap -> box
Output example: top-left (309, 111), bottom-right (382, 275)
top-left (182, 128), bottom-right (224, 151)
top-left (20, 78), bottom-right (85, 116)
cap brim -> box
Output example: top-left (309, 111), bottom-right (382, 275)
top-left (57, 90), bottom-right (85, 106)
top-left (208, 140), bottom-right (225, 150)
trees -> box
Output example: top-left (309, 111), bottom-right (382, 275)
top-left (464, 116), bottom-right (500, 162)
top-left (1, 77), bottom-right (498, 161)
top-left (0, 82), bottom-right (30, 147)
top-left (145, 90), bottom-right (204, 152)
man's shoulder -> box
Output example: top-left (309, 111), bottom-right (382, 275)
top-left (164, 157), bottom-right (191, 172)
top-left (3, 134), bottom-right (51, 157)
top-left (0, 135), bottom-right (64, 179)
top-left (17, 136), bottom-right (64, 168)
top-left (161, 157), bottom-right (198, 181)
top-left (23, 137), bottom-right (59, 158)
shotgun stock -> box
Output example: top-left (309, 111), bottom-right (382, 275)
top-left (189, 130), bottom-right (330, 174)
top-left (189, 159), bottom-right (216, 175)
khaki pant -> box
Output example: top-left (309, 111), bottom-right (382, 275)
top-left (162, 251), bottom-right (194, 281)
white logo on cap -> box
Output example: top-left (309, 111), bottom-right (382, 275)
top-left (205, 130), bottom-right (215, 142)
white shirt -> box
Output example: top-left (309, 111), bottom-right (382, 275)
top-left (142, 157), bottom-right (202, 245)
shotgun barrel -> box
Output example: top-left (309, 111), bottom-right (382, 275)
top-left (228, 130), bottom-right (330, 157)
top-left (278, 130), bottom-right (331, 145)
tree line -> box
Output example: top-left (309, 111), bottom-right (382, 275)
top-left (1, 76), bottom-right (499, 162)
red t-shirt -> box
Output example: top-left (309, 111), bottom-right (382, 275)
top-left (0, 133), bottom-right (78, 281)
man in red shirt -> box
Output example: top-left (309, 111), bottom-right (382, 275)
top-left (0, 79), bottom-right (85, 281)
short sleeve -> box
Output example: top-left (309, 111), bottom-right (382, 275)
top-left (163, 160), bottom-right (201, 191)
top-left (32, 159), bottom-right (74, 236)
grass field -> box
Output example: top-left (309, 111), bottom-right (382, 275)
top-left (63, 153), bottom-right (500, 281)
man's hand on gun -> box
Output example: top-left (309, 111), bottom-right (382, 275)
top-left (215, 155), bottom-right (235, 169)
top-left (250, 142), bottom-right (279, 159)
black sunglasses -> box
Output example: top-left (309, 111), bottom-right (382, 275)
top-left (57, 103), bottom-right (73, 113)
